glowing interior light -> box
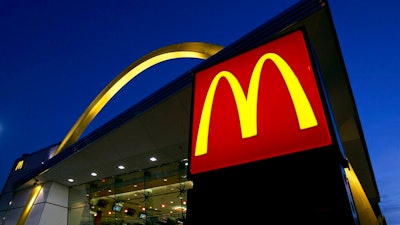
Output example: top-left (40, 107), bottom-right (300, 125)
top-left (150, 157), bottom-right (157, 162)
top-left (118, 165), bottom-right (125, 169)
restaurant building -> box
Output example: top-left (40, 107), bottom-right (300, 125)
top-left (0, 0), bottom-right (385, 224)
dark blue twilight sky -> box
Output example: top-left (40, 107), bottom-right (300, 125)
top-left (0, 0), bottom-right (399, 224)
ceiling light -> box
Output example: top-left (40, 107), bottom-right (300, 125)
top-left (91, 172), bottom-right (97, 176)
top-left (118, 165), bottom-right (125, 170)
top-left (149, 157), bottom-right (157, 162)
top-left (67, 178), bottom-right (74, 183)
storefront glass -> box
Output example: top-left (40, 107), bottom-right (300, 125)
top-left (68, 159), bottom-right (190, 225)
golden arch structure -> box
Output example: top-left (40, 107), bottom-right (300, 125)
top-left (53, 42), bottom-right (223, 156)
top-left (17, 42), bottom-right (223, 225)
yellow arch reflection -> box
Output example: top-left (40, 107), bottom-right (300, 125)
top-left (54, 42), bottom-right (223, 156)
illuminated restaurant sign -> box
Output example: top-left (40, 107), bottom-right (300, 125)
top-left (190, 30), bottom-right (332, 174)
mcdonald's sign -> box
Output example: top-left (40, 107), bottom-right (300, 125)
top-left (190, 30), bottom-right (332, 174)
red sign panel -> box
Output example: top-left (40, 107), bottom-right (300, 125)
top-left (190, 30), bottom-right (332, 174)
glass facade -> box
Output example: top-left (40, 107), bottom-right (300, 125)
top-left (68, 159), bottom-right (190, 225)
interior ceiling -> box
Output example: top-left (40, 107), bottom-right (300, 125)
top-left (36, 86), bottom-right (193, 187)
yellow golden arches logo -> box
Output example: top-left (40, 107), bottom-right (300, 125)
top-left (194, 53), bottom-right (318, 156)
top-left (15, 160), bottom-right (24, 171)
top-left (53, 42), bottom-right (223, 156)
